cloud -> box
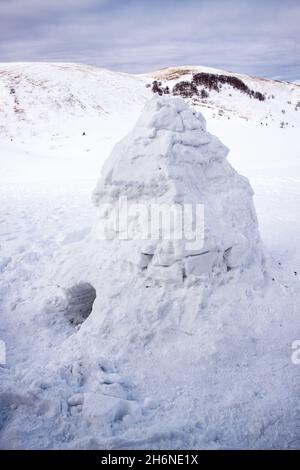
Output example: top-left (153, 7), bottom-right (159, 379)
top-left (0, 0), bottom-right (100, 18)
top-left (0, 0), bottom-right (299, 81)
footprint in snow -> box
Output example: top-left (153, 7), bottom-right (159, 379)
top-left (0, 256), bottom-right (12, 272)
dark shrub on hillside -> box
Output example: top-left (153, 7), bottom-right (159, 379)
top-left (253, 91), bottom-right (265, 101)
top-left (151, 72), bottom-right (265, 103)
top-left (173, 81), bottom-right (198, 98)
top-left (192, 73), bottom-right (220, 91)
top-left (218, 74), bottom-right (249, 93)
top-left (200, 89), bottom-right (209, 99)
top-left (152, 80), bottom-right (163, 95)
top-left (191, 72), bottom-right (265, 101)
top-left (192, 72), bottom-right (249, 94)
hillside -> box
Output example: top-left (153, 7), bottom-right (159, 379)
top-left (0, 63), bottom-right (150, 181)
top-left (0, 62), bottom-right (300, 181)
top-left (149, 65), bottom-right (300, 124)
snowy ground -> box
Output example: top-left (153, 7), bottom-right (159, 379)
top-left (1, 172), bottom-right (300, 449)
top-left (1, 64), bottom-right (300, 449)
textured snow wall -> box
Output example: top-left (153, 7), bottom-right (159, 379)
top-left (92, 96), bottom-right (263, 284)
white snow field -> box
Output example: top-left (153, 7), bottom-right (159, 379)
top-left (0, 63), bottom-right (300, 449)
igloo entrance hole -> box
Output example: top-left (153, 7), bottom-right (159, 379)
top-left (64, 282), bottom-right (96, 325)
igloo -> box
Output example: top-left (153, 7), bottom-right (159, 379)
top-left (92, 96), bottom-right (263, 285)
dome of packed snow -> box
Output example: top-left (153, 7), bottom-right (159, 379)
top-left (92, 96), bottom-right (263, 284)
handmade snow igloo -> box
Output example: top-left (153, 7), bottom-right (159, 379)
top-left (92, 96), bottom-right (263, 284)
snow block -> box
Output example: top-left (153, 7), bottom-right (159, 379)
top-left (82, 393), bottom-right (136, 429)
top-left (184, 251), bottom-right (219, 277)
top-left (147, 263), bottom-right (184, 283)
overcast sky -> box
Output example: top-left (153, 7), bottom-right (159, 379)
top-left (0, 0), bottom-right (299, 81)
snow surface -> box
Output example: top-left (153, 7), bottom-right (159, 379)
top-left (1, 64), bottom-right (300, 449)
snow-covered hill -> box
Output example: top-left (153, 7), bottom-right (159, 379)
top-left (150, 65), bottom-right (300, 124)
top-left (0, 63), bottom-right (150, 181)
top-left (0, 62), bottom-right (300, 181)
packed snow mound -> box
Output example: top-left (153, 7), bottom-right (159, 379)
top-left (92, 96), bottom-right (263, 284)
